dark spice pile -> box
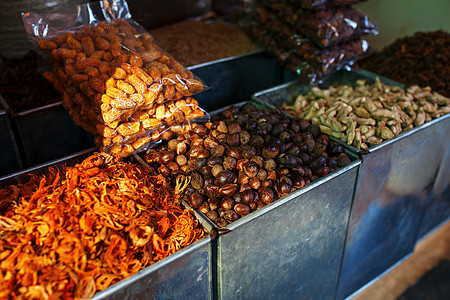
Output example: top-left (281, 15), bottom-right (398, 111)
top-left (0, 51), bottom-right (60, 112)
top-left (149, 20), bottom-right (260, 67)
top-left (359, 30), bottom-right (450, 97)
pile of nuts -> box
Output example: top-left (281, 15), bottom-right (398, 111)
top-left (144, 103), bottom-right (353, 227)
top-left (284, 78), bottom-right (450, 149)
top-left (37, 19), bottom-right (205, 158)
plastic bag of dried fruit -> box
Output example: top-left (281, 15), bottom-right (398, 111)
top-left (253, 3), bottom-right (377, 48)
top-left (22, 0), bottom-right (209, 158)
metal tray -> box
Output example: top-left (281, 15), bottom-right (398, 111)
top-left (187, 101), bottom-right (360, 299)
top-left (7, 101), bottom-right (96, 168)
top-left (252, 69), bottom-right (448, 299)
top-left (0, 97), bottom-right (23, 176)
top-left (188, 49), bottom-right (283, 112)
top-left (0, 148), bottom-right (213, 300)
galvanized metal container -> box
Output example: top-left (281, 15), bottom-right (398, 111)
top-left (8, 102), bottom-right (95, 168)
top-left (0, 148), bottom-right (213, 300)
top-left (215, 154), bottom-right (360, 300)
top-left (0, 97), bottom-right (23, 176)
top-left (417, 114), bottom-right (450, 240)
top-left (252, 69), bottom-right (449, 299)
top-left (188, 50), bottom-right (282, 112)
top-left (201, 102), bottom-right (361, 299)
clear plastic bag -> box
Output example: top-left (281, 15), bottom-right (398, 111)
top-left (254, 4), bottom-right (377, 47)
top-left (248, 21), bottom-right (370, 84)
top-left (22, 0), bottom-right (209, 158)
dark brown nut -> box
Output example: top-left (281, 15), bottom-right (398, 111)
top-left (205, 185), bottom-right (220, 198)
top-left (305, 139), bottom-right (316, 153)
top-left (337, 153), bottom-right (352, 167)
top-left (264, 159), bottom-right (277, 171)
top-left (211, 145), bottom-right (225, 157)
top-left (167, 161), bottom-right (179, 171)
top-left (287, 146), bottom-right (301, 157)
top-left (292, 165), bottom-right (306, 177)
top-left (219, 184), bottom-right (238, 197)
top-left (304, 166), bottom-right (313, 178)
top-left (249, 135), bottom-right (265, 147)
top-left (292, 174), bottom-right (306, 189)
top-left (260, 187), bottom-right (275, 204)
top-left (262, 179), bottom-right (273, 188)
top-left (256, 169), bottom-right (267, 181)
top-left (212, 164), bottom-right (224, 177)
top-left (267, 170), bottom-right (277, 181)
top-left (292, 134), bottom-right (303, 145)
top-left (299, 119), bottom-right (311, 132)
top-left (226, 147), bottom-right (242, 160)
top-left (329, 142), bottom-right (344, 155)
top-left (214, 170), bottom-right (236, 186)
top-left (307, 124), bottom-right (321, 137)
top-left (216, 217), bottom-right (228, 227)
top-left (235, 203), bottom-right (251, 216)
top-left (256, 200), bottom-right (265, 210)
top-left (276, 181), bottom-right (291, 197)
top-left (221, 197), bottom-right (235, 210)
top-left (251, 156), bottom-right (264, 168)
top-left (209, 198), bottom-right (220, 211)
top-left (207, 156), bottom-right (223, 167)
top-left (311, 155), bottom-right (327, 169)
top-left (299, 153), bottom-right (311, 165)
top-left (240, 189), bottom-right (254, 204)
top-left (206, 210), bottom-right (219, 221)
top-left (194, 158), bottom-right (207, 170)
top-left (233, 192), bottom-right (243, 204)
top-left (223, 156), bottom-right (237, 170)
top-left (199, 202), bottom-right (210, 214)
top-left (276, 168), bottom-right (290, 178)
top-left (180, 164), bottom-right (191, 173)
top-left (249, 202), bottom-right (257, 211)
top-left (289, 121), bottom-right (301, 133)
top-left (279, 131), bottom-right (291, 143)
top-left (201, 166), bottom-right (212, 177)
top-left (176, 155), bottom-right (187, 166)
top-left (240, 131), bottom-right (251, 144)
top-left (272, 123), bottom-right (287, 136)
top-left (313, 143), bottom-right (327, 155)
top-left (242, 145), bottom-right (257, 159)
top-left (159, 150), bottom-right (175, 164)
top-left (204, 137), bottom-right (219, 149)
top-left (191, 136), bottom-right (204, 148)
top-left (302, 132), bottom-right (313, 141)
top-left (192, 124), bottom-right (208, 136)
top-left (228, 122), bottom-right (242, 134)
top-left (249, 177), bottom-right (261, 190)
top-left (278, 154), bottom-right (298, 169)
top-left (168, 139), bottom-right (181, 150)
top-left (216, 134), bottom-right (227, 144)
top-left (210, 129), bottom-right (221, 139)
top-left (238, 172), bottom-right (250, 185)
top-left (239, 184), bottom-right (252, 193)
top-left (183, 185), bottom-right (195, 198)
top-left (236, 158), bottom-right (249, 171)
top-left (190, 171), bottom-right (204, 189)
top-left (315, 166), bottom-right (330, 177)
top-left (227, 133), bottom-right (240, 147)
top-left (188, 145), bottom-right (205, 158)
top-left (190, 192), bottom-right (204, 208)
top-left (224, 210), bottom-right (240, 222)
top-left (243, 161), bottom-right (259, 178)
top-left (262, 142), bottom-right (279, 159)
top-left (176, 141), bottom-right (188, 155)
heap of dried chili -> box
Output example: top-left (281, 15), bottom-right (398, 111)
top-left (0, 154), bottom-right (205, 299)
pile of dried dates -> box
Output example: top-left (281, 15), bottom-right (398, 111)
top-left (144, 103), bottom-right (353, 227)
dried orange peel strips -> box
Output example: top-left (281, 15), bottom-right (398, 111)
top-left (0, 154), bottom-right (205, 299)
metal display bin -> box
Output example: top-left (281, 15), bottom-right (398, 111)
top-left (0, 148), bottom-right (213, 300)
top-left (205, 102), bottom-right (360, 299)
top-left (188, 50), bottom-right (283, 112)
top-left (8, 102), bottom-right (96, 168)
top-left (252, 69), bottom-right (448, 299)
top-left (417, 114), bottom-right (450, 240)
top-left (0, 98), bottom-right (22, 176)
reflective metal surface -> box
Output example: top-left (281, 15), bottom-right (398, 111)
top-left (0, 99), bottom-right (22, 176)
top-left (0, 149), bottom-right (213, 300)
top-left (251, 70), bottom-right (448, 299)
top-left (10, 102), bottom-right (95, 168)
top-left (417, 114), bottom-right (450, 240)
top-left (216, 159), bottom-right (360, 299)
top-left (188, 50), bottom-right (282, 112)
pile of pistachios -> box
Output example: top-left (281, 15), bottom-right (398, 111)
top-left (284, 78), bottom-right (450, 149)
